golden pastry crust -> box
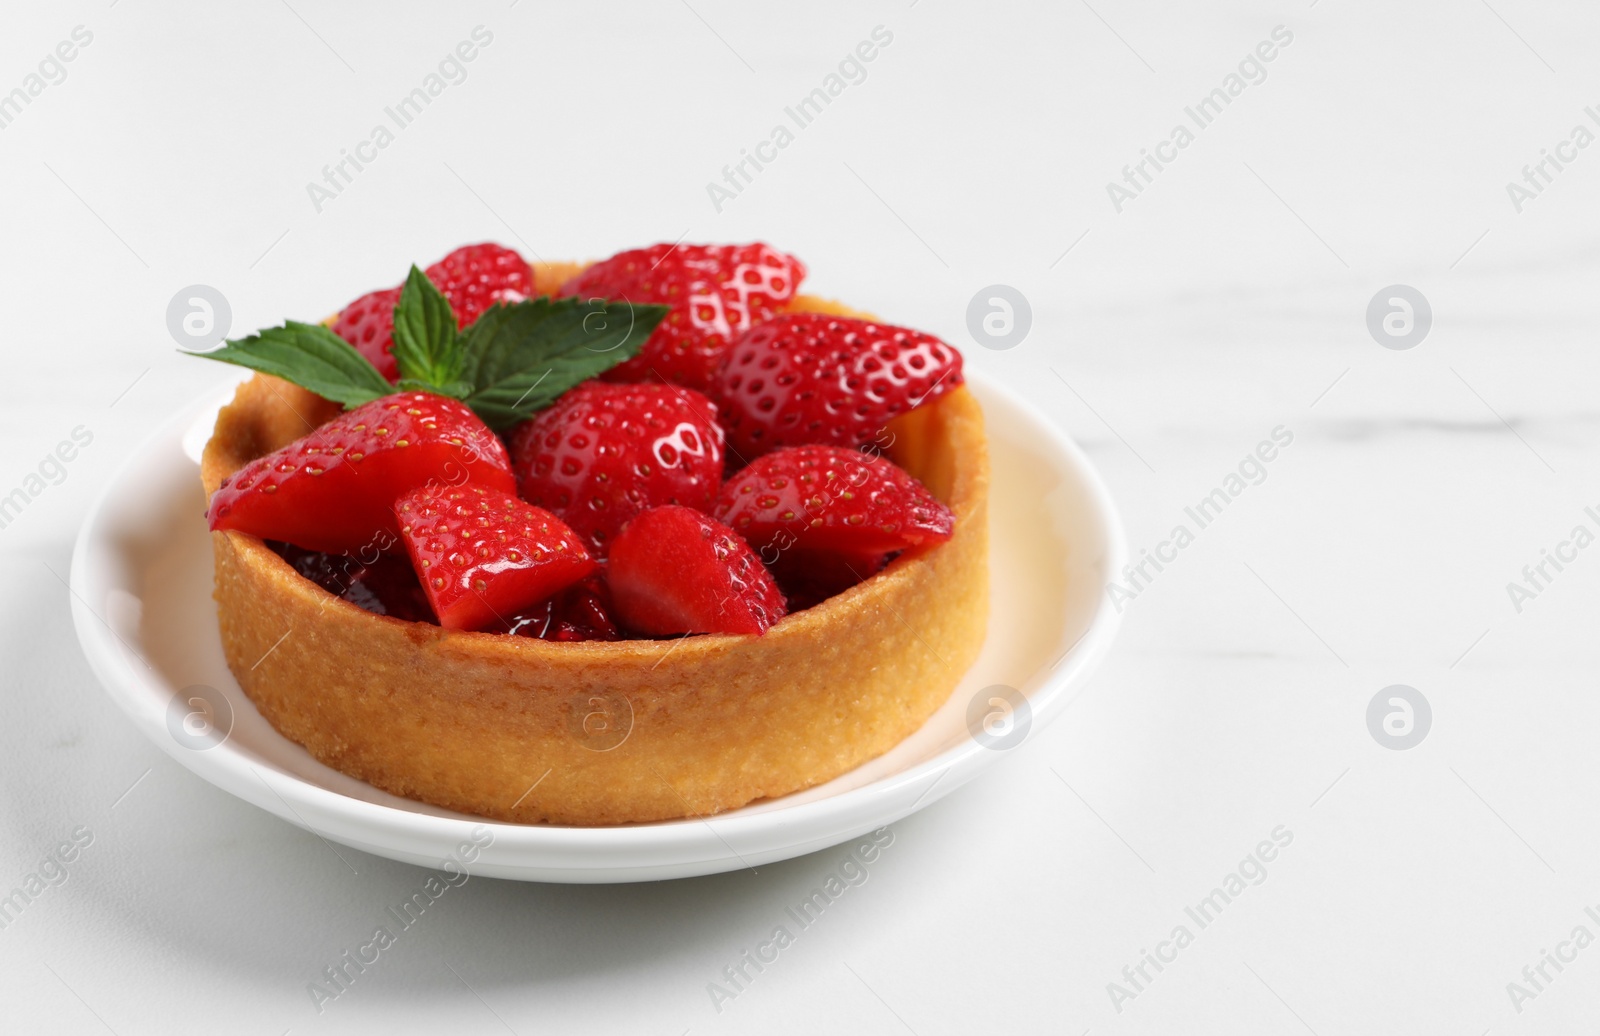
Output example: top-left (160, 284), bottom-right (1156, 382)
top-left (200, 268), bottom-right (989, 825)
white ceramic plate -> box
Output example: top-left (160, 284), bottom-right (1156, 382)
top-left (69, 370), bottom-right (1125, 883)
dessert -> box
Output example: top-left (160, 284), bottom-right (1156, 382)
top-left (195, 242), bottom-right (988, 825)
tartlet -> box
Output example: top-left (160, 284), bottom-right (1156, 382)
top-left (200, 264), bottom-right (989, 826)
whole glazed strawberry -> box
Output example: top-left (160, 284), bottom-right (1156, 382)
top-left (508, 382), bottom-right (725, 552)
top-left (194, 241), bottom-right (964, 638)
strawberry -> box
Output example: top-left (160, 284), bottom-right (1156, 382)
top-left (331, 244), bottom-right (533, 384)
top-left (508, 382), bottom-right (725, 553)
top-left (608, 506), bottom-right (785, 636)
top-left (331, 286), bottom-right (402, 381)
top-left (714, 312), bottom-right (964, 459)
top-left (426, 241), bottom-right (534, 328)
top-left (561, 242), bottom-right (806, 391)
top-left (208, 392), bottom-right (515, 554)
top-left (393, 483), bottom-right (596, 631)
top-left (715, 445), bottom-right (953, 556)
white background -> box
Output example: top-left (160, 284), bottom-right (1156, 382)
top-left (3, 0), bottom-right (1599, 1032)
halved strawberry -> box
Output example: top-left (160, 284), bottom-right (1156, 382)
top-left (207, 392), bottom-right (514, 554)
top-left (714, 312), bottom-right (963, 458)
top-left (608, 505), bottom-right (785, 636)
top-left (715, 445), bottom-right (953, 556)
top-left (331, 244), bottom-right (533, 384)
top-left (508, 382), bottom-right (725, 553)
top-left (560, 243), bottom-right (806, 391)
top-left (393, 483), bottom-right (595, 631)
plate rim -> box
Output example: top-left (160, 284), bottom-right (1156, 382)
top-left (69, 368), bottom-right (1127, 879)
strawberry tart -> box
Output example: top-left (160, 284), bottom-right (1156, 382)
top-left (197, 242), bottom-right (988, 825)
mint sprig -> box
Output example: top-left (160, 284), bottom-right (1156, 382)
top-left (190, 273), bottom-right (668, 430)
top-left (195, 321), bottom-right (394, 408)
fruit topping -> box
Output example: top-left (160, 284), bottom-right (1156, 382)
top-left (767, 547), bottom-right (890, 613)
top-left (208, 392), bottom-right (514, 554)
top-left (715, 445), bottom-right (953, 555)
top-left (607, 505), bottom-right (785, 636)
top-left (393, 483), bottom-right (596, 631)
top-left (494, 574), bottom-right (621, 642)
top-left (195, 241), bottom-right (971, 636)
top-left (508, 382), bottom-right (725, 553)
top-left (332, 243), bottom-right (534, 383)
top-left (714, 312), bottom-right (963, 458)
top-left (271, 541), bottom-right (434, 623)
top-left (561, 243), bottom-right (806, 391)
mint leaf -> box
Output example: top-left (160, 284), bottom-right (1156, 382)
top-left (459, 297), bottom-right (668, 429)
top-left (194, 321), bottom-right (393, 408)
top-left (187, 283), bottom-right (664, 429)
top-left (390, 265), bottom-right (462, 390)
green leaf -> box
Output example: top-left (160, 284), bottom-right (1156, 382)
top-left (390, 265), bottom-right (461, 389)
top-left (186, 284), bottom-right (665, 429)
top-left (459, 296), bottom-right (668, 430)
top-left (193, 321), bottom-right (393, 408)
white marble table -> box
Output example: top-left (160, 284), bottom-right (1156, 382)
top-left (3, 0), bottom-right (1598, 1032)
